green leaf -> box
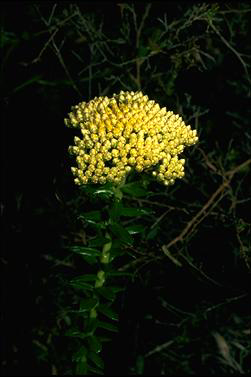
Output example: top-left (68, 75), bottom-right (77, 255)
top-left (146, 226), bottom-right (159, 240)
top-left (76, 361), bottom-right (87, 376)
top-left (87, 364), bottom-right (104, 375)
top-left (79, 298), bottom-right (98, 312)
top-left (108, 286), bottom-right (126, 294)
top-left (97, 320), bottom-right (119, 332)
top-left (87, 335), bottom-right (102, 353)
top-left (110, 223), bottom-right (133, 244)
top-left (96, 287), bottom-right (116, 301)
top-left (126, 224), bottom-right (145, 234)
top-left (81, 182), bottom-right (113, 194)
top-left (108, 201), bottom-right (123, 220)
top-left (69, 246), bottom-right (102, 257)
top-left (92, 184), bottom-right (115, 198)
top-left (88, 351), bottom-right (104, 369)
top-left (121, 182), bottom-right (148, 197)
top-left (72, 274), bottom-right (98, 282)
top-left (98, 304), bottom-right (119, 321)
top-left (109, 204), bottom-right (152, 219)
top-left (70, 281), bottom-right (94, 291)
top-left (88, 237), bottom-right (111, 247)
top-left (78, 210), bottom-right (103, 225)
top-left (73, 346), bottom-right (87, 362)
top-left (109, 247), bottom-right (124, 260)
top-left (65, 329), bottom-right (86, 339)
top-left (82, 255), bottom-right (98, 265)
top-left (86, 318), bottom-right (98, 333)
top-left (138, 45), bottom-right (149, 57)
top-left (80, 210), bottom-right (101, 221)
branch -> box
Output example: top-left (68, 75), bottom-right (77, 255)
top-left (162, 158), bottom-right (251, 251)
top-left (134, 4), bottom-right (151, 89)
top-left (208, 20), bottom-right (251, 82)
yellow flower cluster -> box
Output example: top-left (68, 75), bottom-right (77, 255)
top-left (64, 91), bottom-right (198, 186)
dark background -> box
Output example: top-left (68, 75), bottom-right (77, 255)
top-left (1, 2), bottom-right (251, 375)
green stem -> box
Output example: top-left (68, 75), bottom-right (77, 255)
top-left (94, 232), bottom-right (112, 290)
top-left (90, 233), bottom-right (112, 327)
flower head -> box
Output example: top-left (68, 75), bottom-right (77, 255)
top-left (65, 91), bottom-right (198, 186)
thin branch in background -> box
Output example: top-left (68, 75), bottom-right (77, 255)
top-left (162, 159), bottom-right (251, 250)
top-left (22, 5), bottom-right (82, 96)
top-left (205, 293), bottom-right (248, 314)
top-left (218, 8), bottom-right (251, 15)
top-left (150, 209), bottom-right (172, 230)
top-left (208, 20), bottom-right (251, 85)
top-left (198, 147), bottom-right (219, 173)
top-left (51, 37), bottom-right (82, 97)
top-left (20, 27), bottom-right (58, 66)
top-left (133, 3), bottom-right (152, 89)
top-left (47, 4), bottom-right (57, 26)
top-left (123, 196), bottom-right (190, 214)
top-left (145, 340), bottom-right (174, 358)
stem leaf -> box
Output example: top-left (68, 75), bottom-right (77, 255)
top-left (96, 287), bottom-right (116, 301)
top-left (69, 246), bottom-right (102, 257)
top-left (110, 223), bottom-right (133, 244)
top-left (87, 335), bottom-right (102, 353)
top-left (97, 320), bottom-right (119, 332)
top-left (126, 224), bottom-right (145, 234)
top-left (98, 304), bottom-right (119, 321)
top-left (88, 351), bottom-right (105, 369)
top-left (79, 298), bottom-right (98, 312)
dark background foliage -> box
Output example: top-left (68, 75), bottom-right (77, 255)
top-left (1, 2), bottom-right (251, 376)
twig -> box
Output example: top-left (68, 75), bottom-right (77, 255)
top-left (133, 4), bottom-right (151, 88)
top-left (218, 8), bottom-right (251, 15)
top-left (162, 159), bottom-right (251, 251)
top-left (150, 209), bottom-right (172, 229)
top-left (27, 6), bottom-right (78, 65)
top-left (123, 195), bottom-right (189, 214)
top-left (51, 38), bottom-right (82, 96)
top-left (205, 293), bottom-right (248, 313)
top-left (208, 20), bottom-right (251, 82)
top-left (145, 339), bottom-right (174, 358)
top-left (198, 147), bottom-right (218, 173)
top-left (31, 28), bottom-right (58, 64)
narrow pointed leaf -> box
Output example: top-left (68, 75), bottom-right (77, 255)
top-left (121, 182), bottom-right (148, 197)
top-left (126, 225), bottom-right (145, 234)
top-left (88, 351), bottom-right (104, 369)
top-left (88, 237), bottom-right (111, 247)
top-left (69, 246), bottom-right (102, 257)
top-left (72, 274), bottom-right (97, 282)
top-left (110, 223), bottom-right (133, 244)
top-left (82, 255), bottom-right (98, 265)
top-left (80, 210), bottom-right (101, 222)
top-left (87, 364), bottom-right (104, 375)
top-left (98, 304), bottom-right (119, 321)
top-left (97, 320), bottom-right (119, 332)
top-left (73, 345), bottom-right (87, 362)
top-left (87, 335), bottom-right (102, 353)
top-left (96, 287), bottom-right (116, 301)
top-left (70, 281), bottom-right (94, 291)
top-left (79, 298), bottom-right (98, 312)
